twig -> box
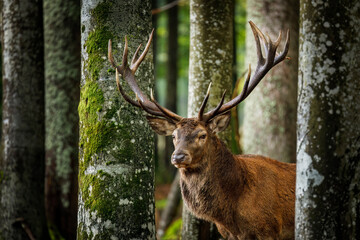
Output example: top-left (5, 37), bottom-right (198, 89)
top-left (14, 218), bottom-right (36, 240)
top-left (152, 0), bottom-right (184, 15)
top-left (157, 172), bottom-right (182, 238)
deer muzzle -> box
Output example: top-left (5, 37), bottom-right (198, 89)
top-left (171, 151), bottom-right (191, 168)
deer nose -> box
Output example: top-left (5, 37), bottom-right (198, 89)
top-left (171, 153), bottom-right (187, 164)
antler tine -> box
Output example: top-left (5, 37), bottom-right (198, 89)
top-left (108, 38), bottom-right (128, 73)
top-left (130, 29), bottom-right (155, 74)
top-left (135, 93), bottom-right (169, 117)
top-left (131, 44), bottom-right (142, 66)
top-left (108, 30), bottom-right (183, 122)
top-left (201, 22), bottom-right (289, 123)
top-left (123, 36), bottom-right (129, 68)
top-left (250, 21), bottom-right (265, 66)
top-left (108, 39), bottom-right (116, 67)
top-left (198, 83), bottom-right (212, 121)
top-left (202, 65), bottom-right (251, 122)
top-left (245, 23), bottom-right (289, 97)
top-left (202, 90), bottom-right (227, 122)
top-left (274, 29), bottom-right (290, 65)
top-left (150, 90), bottom-right (183, 122)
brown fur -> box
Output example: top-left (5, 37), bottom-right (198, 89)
top-left (147, 117), bottom-right (295, 239)
top-left (175, 119), bottom-right (295, 240)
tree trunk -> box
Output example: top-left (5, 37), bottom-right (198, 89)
top-left (0, 0), bottom-right (49, 239)
top-left (164, 0), bottom-right (179, 176)
top-left (243, 0), bottom-right (299, 163)
top-left (182, 0), bottom-right (233, 239)
top-left (296, 1), bottom-right (360, 239)
top-left (77, 0), bottom-right (155, 239)
top-left (43, 0), bottom-right (80, 239)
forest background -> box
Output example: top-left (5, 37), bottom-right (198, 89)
top-left (0, 0), bottom-right (359, 239)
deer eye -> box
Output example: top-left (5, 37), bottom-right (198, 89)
top-left (199, 134), bottom-right (207, 140)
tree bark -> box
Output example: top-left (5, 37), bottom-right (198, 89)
top-left (43, 0), bottom-right (80, 239)
top-left (77, 0), bottom-right (155, 239)
top-left (0, 0), bottom-right (49, 239)
top-left (296, 1), bottom-right (360, 239)
top-left (243, 0), bottom-right (299, 163)
top-left (182, 0), bottom-right (233, 239)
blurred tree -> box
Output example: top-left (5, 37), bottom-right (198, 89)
top-left (77, 0), bottom-right (155, 238)
top-left (0, 0), bottom-right (49, 239)
top-left (164, 0), bottom-right (179, 176)
top-left (43, 0), bottom-right (80, 239)
top-left (242, 0), bottom-right (299, 163)
top-left (182, 0), bottom-right (234, 239)
top-left (296, 0), bottom-right (360, 238)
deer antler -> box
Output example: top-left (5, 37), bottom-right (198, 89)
top-left (108, 30), bottom-right (182, 122)
top-left (201, 21), bottom-right (290, 123)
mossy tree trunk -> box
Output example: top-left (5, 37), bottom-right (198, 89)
top-left (0, 0), bottom-right (49, 239)
top-left (296, 1), bottom-right (360, 239)
top-left (44, 0), bottom-right (80, 239)
top-left (242, 0), bottom-right (299, 163)
top-left (77, 0), bottom-right (155, 239)
top-left (182, 0), bottom-right (233, 239)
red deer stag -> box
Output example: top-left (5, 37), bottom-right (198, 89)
top-left (108, 21), bottom-right (295, 240)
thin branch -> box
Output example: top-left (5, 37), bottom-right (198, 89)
top-left (152, 0), bottom-right (185, 15)
top-left (14, 218), bottom-right (36, 240)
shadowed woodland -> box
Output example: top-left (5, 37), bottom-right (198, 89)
top-left (0, 0), bottom-right (359, 239)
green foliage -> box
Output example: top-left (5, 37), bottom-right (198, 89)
top-left (234, 0), bottom-right (247, 77)
top-left (48, 223), bottom-right (66, 240)
top-left (156, 199), bottom-right (168, 210)
top-left (154, 2), bottom-right (189, 116)
top-left (162, 218), bottom-right (182, 240)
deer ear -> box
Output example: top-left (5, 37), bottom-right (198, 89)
top-left (146, 116), bottom-right (176, 136)
top-left (208, 112), bottom-right (231, 133)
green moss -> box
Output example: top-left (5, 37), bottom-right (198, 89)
top-left (79, 81), bottom-right (106, 167)
top-left (79, 167), bottom-right (153, 222)
top-left (82, 1), bottom-right (115, 81)
top-left (91, 1), bottom-right (112, 26)
top-left (77, 223), bottom-right (90, 240)
top-left (81, 173), bottom-right (117, 219)
top-left (78, 1), bottom-right (155, 237)
top-left (85, 27), bottom-right (113, 80)
top-left (78, 80), bottom-right (119, 221)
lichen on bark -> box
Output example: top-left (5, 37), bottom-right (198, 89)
top-left (77, 0), bottom-right (155, 239)
top-left (0, 0), bottom-right (49, 239)
top-left (296, 0), bottom-right (360, 238)
top-left (44, 0), bottom-right (80, 238)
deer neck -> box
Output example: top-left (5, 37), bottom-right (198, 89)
top-left (179, 136), bottom-right (248, 222)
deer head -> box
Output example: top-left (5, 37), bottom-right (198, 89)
top-left (108, 21), bottom-right (289, 169)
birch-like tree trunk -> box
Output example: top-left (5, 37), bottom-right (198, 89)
top-left (0, 0), bottom-right (49, 239)
top-left (44, 0), bottom-right (80, 239)
top-left (182, 0), bottom-right (233, 239)
top-left (243, 0), bottom-right (299, 163)
top-left (77, 0), bottom-right (155, 239)
top-left (296, 0), bottom-right (360, 238)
